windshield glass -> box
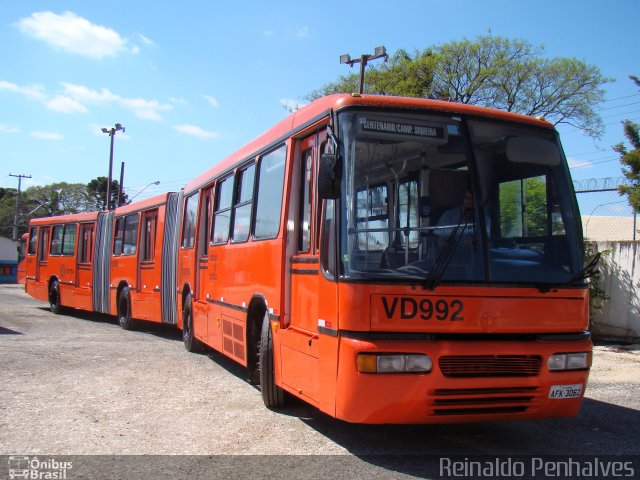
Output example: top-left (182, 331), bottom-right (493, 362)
top-left (335, 110), bottom-right (582, 285)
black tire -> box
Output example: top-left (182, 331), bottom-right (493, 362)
top-left (117, 287), bottom-right (135, 330)
top-left (49, 280), bottom-right (62, 314)
top-left (259, 314), bottom-right (285, 407)
top-left (182, 293), bottom-right (200, 352)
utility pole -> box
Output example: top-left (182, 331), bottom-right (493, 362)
top-left (9, 173), bottom-right (32, 241)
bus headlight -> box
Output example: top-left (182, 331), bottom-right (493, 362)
top-left (357, 354), bottom-right (433, 373)
top-left (548, 352), bottom-right (590, 371)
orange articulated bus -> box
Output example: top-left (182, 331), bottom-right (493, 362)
top-left (24, 94), bottom-right (591, 424)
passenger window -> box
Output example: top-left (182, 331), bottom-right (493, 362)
top-left (299, 149), bottom-right (313, 252)
top-left (356, 185), bottom-right (388, 251)
top-left (114, 214), bottom-right (139, 255)
top-left (212, 176), bottom-right (233, 244)
top-left (62, 224), bottom-right (77, 256)
top-left (50, 225), bottom-right (63, 256)
top-left (254, 145), bottom-right (286, 239)
top-left (28, 227), bottom-right (38, 255)
top-left (499, 176), bottom-right (548, 238)
top-left (141, 210), bottom-right (158, 261)
top-left (181, 193), bottom-right (198, 249)
top-left (79, 224), bottom-right (94, 264)
top-left (232, 163), bottom-right (255, 242)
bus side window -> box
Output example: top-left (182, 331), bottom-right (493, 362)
top-left (254, 145), bottom-right (286, 239)
top-left (28, 227), bottom-right (38, 255)
top-left (79, 224), bottom-right (94, 264)
top-left (232, 163), bottom-right (256, 243)
top-left (62, 224), bottom-right (77, 256)
top-left (299, 148), bottom-right (313, 253)
top-left (141, 210), bottom-right (158, 261)
top-left (197, 188), bottom-right (212, 258)
top-left (212, 176), bottom-right (233, 244)
top-left (181, 193), bottom-right (198, 249)
top-left (39, 228), bottom-right (49, 262)
top-left (50, 225), bottom-right (63, 256)
top-left (321, 199), bottom-right (336, 275)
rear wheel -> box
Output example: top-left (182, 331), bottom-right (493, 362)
top-left (259, 314), bottom-right (285, 408)
top-left (117, 287), bottom-right (135, 330)
top-left (182, 293), bottom-right (200, 352)
top-left (49, 280), bottom-right (62, 314)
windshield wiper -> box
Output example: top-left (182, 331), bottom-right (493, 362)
top-left (424, 213), bottom-right (474, 290)
top-left (529, 251), bottom-right (602, 293)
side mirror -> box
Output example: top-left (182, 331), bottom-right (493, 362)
top-left (318, 153), bottom-right (342, 199)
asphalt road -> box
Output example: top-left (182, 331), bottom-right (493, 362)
top-left (1, 283), bottom-right (639, 479)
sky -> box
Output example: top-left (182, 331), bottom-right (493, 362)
top-left (1, 0), bottom-right (639, 215)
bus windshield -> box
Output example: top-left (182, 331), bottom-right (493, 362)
top-left (337, 110), bottom-right (583, 286)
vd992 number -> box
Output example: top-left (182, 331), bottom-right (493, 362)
top-left (380, 296), bottom-right (464, 321)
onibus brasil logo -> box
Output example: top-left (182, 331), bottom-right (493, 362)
top-left (8, 456), bottom-right (73, 479)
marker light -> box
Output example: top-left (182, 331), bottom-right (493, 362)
top-left (357, 354), bottom-right (433, 374)
top-left (548, 353), bottom-right (590, 371)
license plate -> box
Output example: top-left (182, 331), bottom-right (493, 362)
top-left (549, 384), bottom-right (583, 399)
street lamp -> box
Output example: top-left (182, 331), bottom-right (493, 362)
top-left (101, 123), bottom-right (125, 210)
top-left (128, 181), bottom-right (160, 203)
top-left (340, 45), bottom-right (388, 94)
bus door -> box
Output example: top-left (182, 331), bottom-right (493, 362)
top-left (138, 209), bottom-right (159, 320)
top-left (196, 186), bottom-right (215, 348)
top-left (283, 131), bottom-right (339, 408)
top-left (36, 226), bottom-right (50, 298)
top-left (75, 222), bottom-right (95, 310)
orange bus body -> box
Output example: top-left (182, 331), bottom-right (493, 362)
top-left (24, 94), bottom-right (591, 424)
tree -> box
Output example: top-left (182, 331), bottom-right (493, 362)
top-left (0, 188), bottom-right (18, 238)
top-left (86, 176), bottom-right (127, 210)
top-left (306, 35), bottom-right (611, 138)
top-left (615, 76), bottom-right (640, 212)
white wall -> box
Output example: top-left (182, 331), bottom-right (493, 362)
top-left (591, 241), bottom-right (640, 342)
top-left (0, 237), bottom-right (18, 262)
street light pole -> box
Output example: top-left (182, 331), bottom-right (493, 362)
top-left (340, 46), bottom-right (388, 94)
top-left (128, 181), bottom-right (160, 203)
top-left (101, 123), bottom-right (125, 210)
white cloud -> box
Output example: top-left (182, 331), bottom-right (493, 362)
top-left (14, 11), bottom-right (135, 59)
top-left (173, 124), bottom-right (219, 140)
top-left (1, 79), bottom-right (172, 121)
top-left (60, 82), bottom-right (172, 120)
top-left (0, 124), bottom-right (20, 133)
top-left (138, 34), bottom-right (155, 46)
top-left (46, 95), bottom-right (88, 113)
top-left (31, 131), bottom-right (63, 140)
top-left (0, 80), bottom-right (46, 101)
top-left (203, 95), bottom-right (219, 108)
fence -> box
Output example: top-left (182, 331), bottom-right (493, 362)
top-left (574, 177), bottom-right (639, 342)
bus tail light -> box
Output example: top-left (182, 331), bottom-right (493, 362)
top-left (357, 354), bottom-right (433, 374)
top-left (547, 352), bottom-right (590, 371)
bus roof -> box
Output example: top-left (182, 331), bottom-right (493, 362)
top-left (184, 94), bottom-right (554, 194)
top-left (114, 192), bottom-right (173, 216)
top-left (29, 211), bottom-right (100, 225)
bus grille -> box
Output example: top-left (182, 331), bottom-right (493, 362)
top-left (430, 387), bottom-right (540, 416)
top-left (438, 355), bottom-right (542, 377)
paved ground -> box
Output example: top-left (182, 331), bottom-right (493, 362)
top-left (1, 283), bottom-right (639, 478)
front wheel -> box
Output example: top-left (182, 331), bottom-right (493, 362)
top-left (259, 314), bottom-right (285, 408)
top-left (49, 280), bottom-right (62, 314)
top-left (117, 287), bottom-right (135, 330)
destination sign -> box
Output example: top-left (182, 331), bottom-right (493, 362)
top-left (360, 119), bottom-right (444, 139)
